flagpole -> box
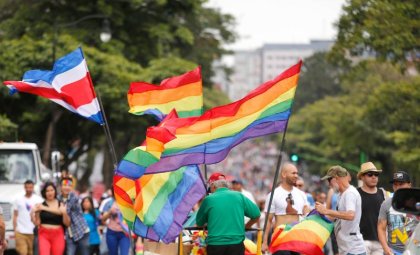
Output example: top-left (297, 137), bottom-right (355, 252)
top-left (262, 124), bottom-right (288, 237)
top-left (96, 92), bottom-right (118, 168)
top-left (262, 60), bottom-right (301, 239)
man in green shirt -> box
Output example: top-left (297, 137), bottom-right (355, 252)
top-left (196, 172), bottom-right (261, 255)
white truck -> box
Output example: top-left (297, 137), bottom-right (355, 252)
top-left (0, 142), bottom-right (53, 250)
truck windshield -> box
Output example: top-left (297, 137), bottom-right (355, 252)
top-left (0, 150), bottom-right (36, 183)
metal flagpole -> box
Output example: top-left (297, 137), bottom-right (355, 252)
top-left (262, 60), bottom-right (302, 238)
top-left (96, 92), bottom-right (118, 168)
top-left (262, 125), bottom-right (288, 237)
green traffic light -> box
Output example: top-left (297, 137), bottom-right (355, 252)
top-left (291, 154), bottom-right (299, 162)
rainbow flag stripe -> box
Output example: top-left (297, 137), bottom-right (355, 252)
top-left (144, 61), bottom-right (302, 174)
top-left (127, 67), bottom-right (203, 120)
top-left (114, 157), bottom-right (206, 243)
top-left (269, 210), bottom-right (333, 255)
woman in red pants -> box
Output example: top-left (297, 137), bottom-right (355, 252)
top-left (32, 182), bottom-right (70, 255)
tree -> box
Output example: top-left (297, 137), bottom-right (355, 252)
top-left (287, 60), bottom-right (419, 186)
top-left (329, 0), bottom-right (419, 71)
top-left (293, 52), bottom-right (342, 111)
top-left (0, 0), bottom-right (236, 186)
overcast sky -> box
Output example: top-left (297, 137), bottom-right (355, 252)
top-left (206, 0), bottom-right (346, 50)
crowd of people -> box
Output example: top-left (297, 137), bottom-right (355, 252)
top-left (201, 161), bottom-right (418, 255)
top-left (1, 175), bottom-right (128, 255)
top-left (0, 159), bottom-right (418, 255)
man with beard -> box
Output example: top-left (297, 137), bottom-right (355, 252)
top-left (262, 163), bottom-right (310, 255)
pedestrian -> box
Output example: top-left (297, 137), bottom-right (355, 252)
top-left (357, 162), bottom-right (386, 255)
top-left (81, 196), bottom-right (101, 255)
top-left (0, 207), bottom-right (7, 255)
top-left (295, 177), bottom-right (315, 209)
top-left (231, 178), bottom-right (258, 240)
top-left (13, 180), bottom-right (43, 255)
top-left (262, 163), bottom-right (310, 255)
top-left (315, 165), bottom-right (366, 255)
top-left (378, 171), bottom-right (418, 255)
top-left (59, 176), bottom-right (90, 255)
top-left (31, 182), bottom-right (70, 255)
top-left (326, 177), bottom-right (339, 255)
top-left (100, 190), bottom-right (130, 255)
top-left (196, 172), bottom-right (260, 255)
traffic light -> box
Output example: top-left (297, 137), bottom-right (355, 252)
top-left (290, 153), bottom-right (299, 162)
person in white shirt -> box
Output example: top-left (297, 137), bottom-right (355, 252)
top-left (13, 180), bottom-right (43, 255)
top-left (316, 166), bottom-right (366, 255)
top-left (262, 163), bottom-right (310, 255)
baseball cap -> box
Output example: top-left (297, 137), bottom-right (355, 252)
top-left (321, 165), bottom-right (348, 180)
top-left (232, 179), bottom-right (243, 185)
top-left (208, 172), bottom-right (226, 184)
top-left (390, 171), bottom-right (411, 184)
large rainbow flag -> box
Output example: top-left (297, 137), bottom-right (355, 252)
top-left (142, 60), bottom-right (302, 174)
top-left (115, 61), bottom-right (302, 242)
top-left (127, 67), bottom-right (203, 120)
top-left (269, 210), bottom-right (334, 255)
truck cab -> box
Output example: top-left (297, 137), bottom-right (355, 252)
top-left (0, 142), bottom-right (52, 250)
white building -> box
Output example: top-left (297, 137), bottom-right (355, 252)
top-left (226, 40), bottom-right (333, 101)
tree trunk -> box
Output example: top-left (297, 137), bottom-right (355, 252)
top-left (42, 108), bottom-right (63, 167)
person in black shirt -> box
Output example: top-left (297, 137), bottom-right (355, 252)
top-left (357, 162), bottom-right (386, 255)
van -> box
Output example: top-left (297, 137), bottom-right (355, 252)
top-left (0, 142), bottom-right (52, 250)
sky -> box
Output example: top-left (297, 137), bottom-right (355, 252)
top-left (206, 0), bottom-right (346, 50)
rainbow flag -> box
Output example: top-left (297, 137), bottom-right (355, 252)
top-left (142, 61), bottom-right (302, 174)
top-left (127, 67), bottom-right (203, 120)
top-left (269, 210), bottom-right (334, 255)
top-left (114, 158), bottom-right (206, 243)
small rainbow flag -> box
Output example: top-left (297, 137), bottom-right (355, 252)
top-left (127, 67), bottom-right (203, 120)
top-left (269, 210), bottom-right (333, 255)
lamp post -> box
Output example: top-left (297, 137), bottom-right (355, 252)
top-left (52, 14), bottom-right (112, 62)
top-left (44, 14), bottom-right (112, 170)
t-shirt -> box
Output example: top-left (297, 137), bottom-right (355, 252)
top-left (357, 187), bottom-right (385, 241)
top-left (378, 197), bottom-right (419, 253)
top-left (196, 187), bottom-right (260, 245)
top-left (334, 185), bottom-right (366, 255)
top-left (264, 186), bottom-right (308, 215)
top-left (83, 210), bottom-right (100, 245)
top-left (13, 194), bottom-right (43, 234)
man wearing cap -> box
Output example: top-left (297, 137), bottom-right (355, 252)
top-left (378, 171), bottom-right (418, 255)
top-left (316, 165), bottom-right (366, 255)
top-left (196, 172), bottom-right (261, 255)
top-left (262, 163), bottom-right (310, 255)
top-left (356, 162), bottom-right (386, 255)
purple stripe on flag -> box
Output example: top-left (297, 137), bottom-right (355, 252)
top-left (146, 119), bottom-right (288, 174)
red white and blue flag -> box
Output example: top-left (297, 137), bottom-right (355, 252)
top-left (3, 47), bottom-right (104, 124)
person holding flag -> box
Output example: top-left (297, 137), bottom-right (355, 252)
top-left (196, 172), bottom-right (260, 255)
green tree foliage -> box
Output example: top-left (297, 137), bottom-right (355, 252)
top-left (293, 52), bottom-right (342, 111)
top-left (288, 60), bottom-right (420, 185)
top-left (329, 0), bottom-right (419, 70)
top-left (0, 0), bottom-right (235, 185)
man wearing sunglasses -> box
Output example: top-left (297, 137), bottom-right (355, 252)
top-left (356, 162), bottom-right (387, 255)
top-left (316, 165), bottom-right (366, 255)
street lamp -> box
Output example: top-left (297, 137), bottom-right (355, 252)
top-left (52, 14), bottom-right (112, 61)
top-left (45, 14), bottom-right (112, 168)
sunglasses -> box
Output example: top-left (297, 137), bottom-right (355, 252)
top-left (365, 172), bottom-right (379, 177)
